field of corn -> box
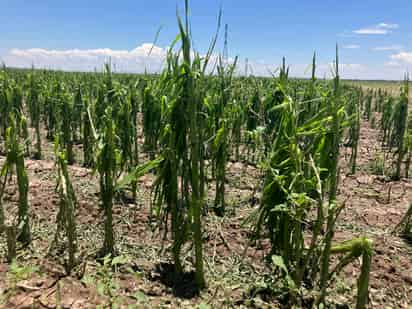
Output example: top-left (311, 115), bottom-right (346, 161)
top-left (1, 5), bottom-right (412, 309)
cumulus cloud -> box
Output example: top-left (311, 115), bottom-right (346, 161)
top-left (1, 43), bottom-right (168, 73)
top-left (343, 44), bottom-right (360, 49)
top-left (390, 51), bottom-right (412, 64)
top-left (291, 62), bottom-right (408, 80)
top-left (1, 43), bottom-right (410, 80)
top-left (353, 22), bottom-right (399, 35)
top-left (244, 61), bottom-right (371, 79)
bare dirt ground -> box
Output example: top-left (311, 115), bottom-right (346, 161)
top-left (0, 112), bottom-right (411, 308)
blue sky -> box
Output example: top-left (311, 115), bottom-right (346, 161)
top-left (1, 0), bottom-right (412, 79)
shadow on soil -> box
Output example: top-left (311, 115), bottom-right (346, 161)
top-left (149, 262), bottom-right (200, 299)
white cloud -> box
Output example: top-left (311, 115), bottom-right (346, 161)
top-left (246, 62), bottom-right (373, 79)
top-left (390, 51), bottom-right (412, 64)
top-left (1, 44), bottom-right (410, 80)
top-left (340, 63), bottom-right (365, 69)
top-left (287, 62), bottom-right (409, 80)
top-left (353, 22), bottom-right (399, 35)
top-left (343, 44), bottom-right (360, 49)
top-left (1, 43), bottom-right (168, 73)
top-left (378, 23), bottom-right (399, 29)
top-left (384, 61), bottom-right (401, 67)
top-left (372, 45), bottom-right (403, 51)
top-left (354, 28), bottom-right (389, 35)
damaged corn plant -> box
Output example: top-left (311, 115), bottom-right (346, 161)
top-left (0, 113), bottom-right (31, 262)
top-left (49, 137), bottom-right (78, 273)
top-left (249, 50), bottom-right (373, 308)
top-left (152, 1), bottom-right (211, 289)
